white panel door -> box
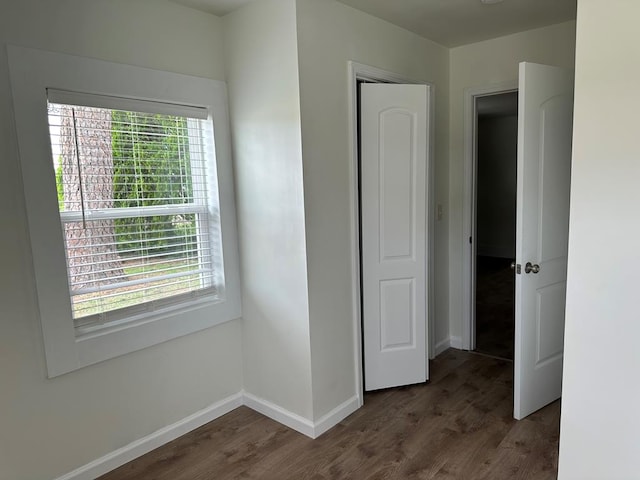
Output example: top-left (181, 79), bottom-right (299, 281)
top-left (515, 63), bottom-right (574, 419)
top-left (361, 84), bottom-right (429, 391)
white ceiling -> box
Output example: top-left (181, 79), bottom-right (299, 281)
top-left (172, 0), bottom-right (254, 17)
top-left (333, 0), bottom-right (576, 47)
top-left (172, 0), bottom-right (577, 47)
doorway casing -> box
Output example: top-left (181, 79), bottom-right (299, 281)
top-left (347, 61), bottom-right (435, 406)
top-left (461, 81), bottom-right (518, 351)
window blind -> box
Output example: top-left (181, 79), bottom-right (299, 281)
top-left (47, 88), bottom-right (209, 120)
top-left (47, 100), bottom-right (222, 326)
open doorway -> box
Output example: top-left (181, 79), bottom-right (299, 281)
top-left (462, 63), bottom-right (573, 419)
top-left (474, 92), bottom-right (518, 360)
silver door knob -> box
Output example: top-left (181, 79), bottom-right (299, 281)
top-left (525, 262), bottom-right (540, 274)
top-left (510, 261), bottom-right (516, 270)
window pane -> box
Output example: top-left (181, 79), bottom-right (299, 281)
top-left (47, 102), bottom-right (218, 321)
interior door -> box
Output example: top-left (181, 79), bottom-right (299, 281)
top-left (514, 62), bottom-right (574, 419)
top-left (361, 83), bottom-right (429, 391)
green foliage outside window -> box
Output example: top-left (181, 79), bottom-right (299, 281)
top-left (111, 111), bottom-right (198, 258)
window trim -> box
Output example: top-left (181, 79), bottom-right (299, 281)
top-left (8, 46), bottom-right (242, 377)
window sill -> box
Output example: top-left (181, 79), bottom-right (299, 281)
top-left (74, 295), bottom-right (240, 373)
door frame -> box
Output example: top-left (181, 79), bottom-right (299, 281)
top-left (461, 81), bottom-right (518, 351)
top-left (347, 61), bottom-right (435, 406)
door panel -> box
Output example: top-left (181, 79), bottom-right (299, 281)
top-left (361, 84), bottom-right (429, 391)
top-left (514, 62), bottom-right (574, 419)
top-left (536, 282), bottom-right (566, 363)
top-left (380, 278), bottom-right (415, 349)
top-left (538, 96), bottom-right (573, 262)
top-left (380, 110), bottom-right (415, 260)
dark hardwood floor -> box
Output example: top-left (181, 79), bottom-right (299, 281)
top-left (475, 256), bottom-right (515, 360)
top-left (99, 349), bottom-right (560, 480)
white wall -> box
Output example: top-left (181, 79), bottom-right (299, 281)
top-left (448, 21), bottom-right (577, 341)
top-left (0, 1), bottom-right (591, 478)
top-left (224, 0), bottom-right (314, 420)
top-left (558, 1), bottom-right (640, 478)
top-left (295, 0), bottom-right (450, 418)
top-left (0, 2), bottom-right (243, 479)
top-left (476, 114), bottom-right (517, 258)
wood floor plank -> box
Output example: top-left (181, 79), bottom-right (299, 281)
top-left (472, 410), bottom-right (560, 480)
top-left (98, 350), bottom-right (560, 480)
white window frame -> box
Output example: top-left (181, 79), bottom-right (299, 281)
top-left (47, 93), bottom-right (220, 329)
top-left (8, 46), bottom-right (242, 377)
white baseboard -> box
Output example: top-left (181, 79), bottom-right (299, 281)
top-left (434, 336), bottom-right (465, 356)
top-left (312, 395), bottom-right (360, 438)
top-left (434, 337), bottom-right (451, 356)
top-left (56, 389), bottom-right (362, 480)
top-left (54, 392), bottom-right (243, 480)
top-left (242, 391), bottom-right (359, 439)
top-left (450, 336), bottom-right (463, 349)
top-left (242, 391), bottom-right (315, 438)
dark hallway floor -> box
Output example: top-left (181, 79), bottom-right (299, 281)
top-left (475, 255), bottom-right (515, 360)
